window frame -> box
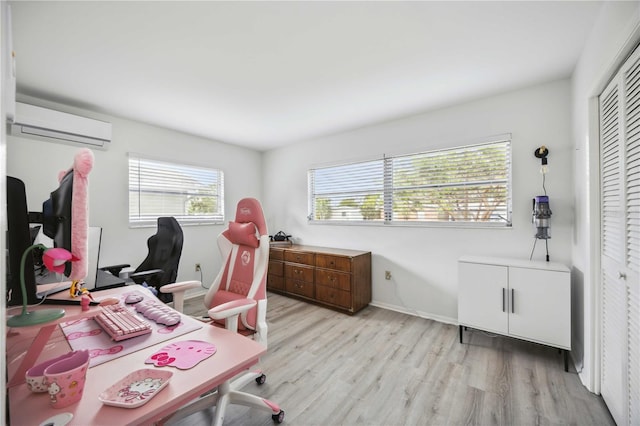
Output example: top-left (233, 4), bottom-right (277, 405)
top-left (128, 153), bottom-right (225, 228)
top-left (308, 135), bottom-right (512, 228)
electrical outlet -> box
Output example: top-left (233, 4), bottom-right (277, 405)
top-left (385, 270), bottom-right (392, 280)
top-left (195, 263), bottom-right (201, 272)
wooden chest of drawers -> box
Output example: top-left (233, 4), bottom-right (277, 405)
top-left (267, 245), bottom-right (371, 314)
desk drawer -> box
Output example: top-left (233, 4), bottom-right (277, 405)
top-left (284, 263), bottom-right (314, 282)
top-left (284, 251), bottom-right (315, 266)
top-left (315, 269), bottom-right (351, 291)
top-left (315, 254), bottom-right (351, 272)
top-left (267, 274), bottom-right (284, 291)
top-left (268, 260), bottom-right (284, 276)
top-left (316, 285), bottom-right (351, 309)
top-left (286, 279), bottom-right (314, 298)
top-left (269, 248), bottom-right (284, 261)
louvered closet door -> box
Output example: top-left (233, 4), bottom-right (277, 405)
top-left (600, 44), bottom-right (640, 426)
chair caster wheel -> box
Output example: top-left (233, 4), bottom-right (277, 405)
top-left (272, 410), bottom-right (284, 423)
top-left (256, 374), bottom-right (266, 385)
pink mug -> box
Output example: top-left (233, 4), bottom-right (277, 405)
top-left (25, 352), bottom-right (76, 393)
top-left (44, 349), bottom-right (90, 408)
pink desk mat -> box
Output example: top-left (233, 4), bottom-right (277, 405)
top-left (60, 290), bottom-right (203, 367)
top-left (146, 340), bottom-right (217, 369)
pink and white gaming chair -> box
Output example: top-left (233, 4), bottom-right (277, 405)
top-left (161, 198), bottom-right (283, 425)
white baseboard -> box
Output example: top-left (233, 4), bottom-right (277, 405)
top-left (369, 300), bottom-right (458, 326)
top-left (184, 287), bottom-right (207, 300)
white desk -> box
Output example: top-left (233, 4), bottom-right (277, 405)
top-left (6, 286), bottom-right (266, 425)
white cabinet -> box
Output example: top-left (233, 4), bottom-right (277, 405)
top-left (458, 256), bottom-right (571, 370)
top-left (459, 261), bottom-right (509, 334)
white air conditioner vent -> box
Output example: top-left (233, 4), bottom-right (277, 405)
top-left (11, 102), bottom-right (112, 147)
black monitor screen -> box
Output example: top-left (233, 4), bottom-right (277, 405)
top-left (42, 169), bottom-right (73, 277)
top-left (5, 176), bottom-right (38, 306)
top-left (6, 170), bottom-right (76, 306)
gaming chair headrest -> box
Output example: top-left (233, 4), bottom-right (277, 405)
top-left (157, 216), bottom-right (183, 239)
top-left (234, 198), bottom-right (267, 236)
top-left (228, 222), bottom-right (259, 248)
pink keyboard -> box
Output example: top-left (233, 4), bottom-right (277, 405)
top-left (95, 304), bottom-right (152, 341)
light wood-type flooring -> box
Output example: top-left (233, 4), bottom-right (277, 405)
top-left (172, 292), bottom-right (613, 426)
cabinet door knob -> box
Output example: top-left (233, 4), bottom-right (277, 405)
top-left (619, 272), bottom-right (627, 280)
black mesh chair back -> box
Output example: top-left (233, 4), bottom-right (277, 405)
top-left (131, 217), bottom-right (183, 302)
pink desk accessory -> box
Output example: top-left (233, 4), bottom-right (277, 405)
top-left (25, 350), bottom-right (90, 409)
top-left (7, 285), bottom-right (268, 425)
top-left (25, 351), bottom-right (79, 393)
top-left (98, 369), bottom-right (173, 408)
top-left (59, 291), bottom-right (203, 367)
top-left (43, 350), bottom-right (90, 409)
top-left (145, 340), bottom-right (217, 369)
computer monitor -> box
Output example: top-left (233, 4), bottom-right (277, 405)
top-left (5, 170), bottom-right (84, 306)
top-left (42, 168), bottom-right (74, 276)
top-left (6, 176), bottom-right (38, 306)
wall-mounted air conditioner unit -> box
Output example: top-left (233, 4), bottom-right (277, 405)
top-left (11, 102), bottom-right (112, 147)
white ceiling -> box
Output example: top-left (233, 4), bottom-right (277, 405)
top-left (10, 1), bottom-right (603, 151)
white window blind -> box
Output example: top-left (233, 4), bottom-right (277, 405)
top-left (309, 159), bottom-right (385, 222)
top-left (308, 137), bottom-right (511, 226)
top-left (128, 154), bottom-right (224, 227)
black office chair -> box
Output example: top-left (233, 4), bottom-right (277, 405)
top-left (101, 217), bottom-right (183, 303)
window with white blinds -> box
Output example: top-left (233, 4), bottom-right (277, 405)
top-left (128, 154), bottom-right (224, 227)
top-left (308, 137), bottom-right (512, 226)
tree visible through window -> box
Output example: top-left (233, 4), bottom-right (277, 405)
top-left (129, 154), bottom-right (224, 227)
top-left (308, 137), bottom-right (511, 226)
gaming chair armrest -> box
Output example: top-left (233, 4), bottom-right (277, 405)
top-left (160, 280), bottom-right (202, 313)
top-left (128, 268), bottom-right (164, 280)
top-left (208, 299), bottom-right (257, 319)
top-left (161, 280), bottom-right (202, 293)
top-left (99, 263), bottom-right (130, 277)
top-left (208, 299), bottom-right (257, 333)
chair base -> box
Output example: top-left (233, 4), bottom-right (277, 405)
top-left (165, 369), bottom-right (283, 426)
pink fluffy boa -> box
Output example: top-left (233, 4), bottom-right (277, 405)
top-left (59, 148), bottom-right (94, 281)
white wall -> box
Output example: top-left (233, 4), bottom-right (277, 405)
top-left (571, 1), bottom-right (640, 392)
top-left (7, 96), bottom-right (263, 289)
top-left (263, 79), bottom-right (574, 324)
